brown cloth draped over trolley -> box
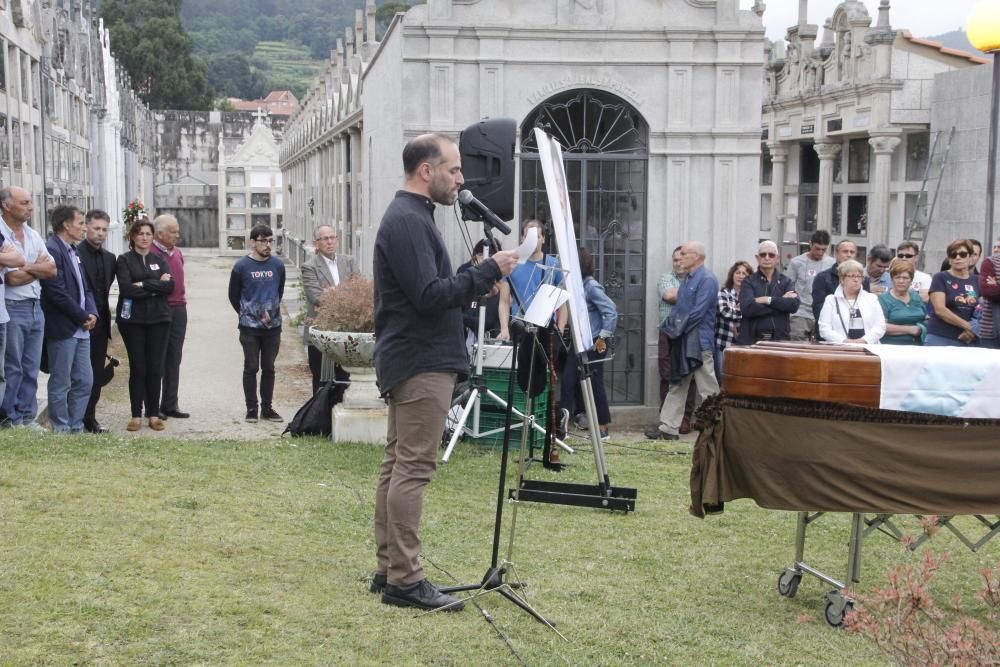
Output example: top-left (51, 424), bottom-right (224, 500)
top-left (690, 343), bottom-right (1000, 519)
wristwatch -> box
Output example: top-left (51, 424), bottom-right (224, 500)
top-left (767, 296), bottom-right (772, 305)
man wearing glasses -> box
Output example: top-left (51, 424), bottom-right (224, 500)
top-left (736, 240), bottom-right (800, 344)
top-left (228, 224), bottom-right (286, 422)
top-left (301, 225), bottom-right (357, 394)
top-left (895, 240), bottom-right (931, 302)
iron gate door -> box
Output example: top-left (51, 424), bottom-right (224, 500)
top-left (520, 89), bottom-right (648, 405)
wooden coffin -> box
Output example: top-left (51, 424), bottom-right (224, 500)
top-left (722, 341), bottom-right (881, 408)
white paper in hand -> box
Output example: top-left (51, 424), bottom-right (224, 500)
top-left (521, 283), bottom-right (568, 327)
top-left (515, 227), bottom-right (538, 264)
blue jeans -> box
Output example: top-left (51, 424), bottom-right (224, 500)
top-left (3, 300), bottom-right (44, 425)
top-left (925, 332), bottom-right (978, 347)
top-left (46, 336), bottom-right (93, 433)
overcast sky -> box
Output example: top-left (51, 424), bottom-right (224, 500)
top-left (744, 0), bottom-right (979, 42)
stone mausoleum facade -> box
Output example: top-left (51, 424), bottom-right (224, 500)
top-left (760, 0), bottom-right (985, 269)
top-left (280, 0), bottom-right (767, 410)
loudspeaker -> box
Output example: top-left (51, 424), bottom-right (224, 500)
top-left (459, 117), bottom-right (516, 223)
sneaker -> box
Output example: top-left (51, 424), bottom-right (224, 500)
top-left (245, 409), bottom-right (259, 423)
top-left (644, 427), bottom-right (679, 441)
top-left (557, 408), bottom-right (569, 439)
top-left (574, 413), bottom-right (589, 430)
top-left (369, 572), bottom-right (387, 594)
top-left (261, 407), bottom-right (283, 422)
top-left (381, 579), bottom-right (465, 612)
top-left (600, 429), bottom-right (610, 442)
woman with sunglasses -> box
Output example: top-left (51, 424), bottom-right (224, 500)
top-left (926, 239), bottom-right (980, 347)
top-left (817, 259), bottom-right (886, 344)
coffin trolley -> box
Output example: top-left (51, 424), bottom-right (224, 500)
top-left (692, 342), bottom-right (1000, 626)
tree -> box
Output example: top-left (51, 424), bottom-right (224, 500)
top-left (206, 53), bottom-right (268, 100)
top-left (101, 0), bottom-right (214, 110)
top-left (376, 3), bottom-right (412, 38)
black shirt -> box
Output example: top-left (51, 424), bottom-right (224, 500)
top-left (373, 191), bottom-right (501, 394)
top-left (115, 250), bottom-right (174, 325)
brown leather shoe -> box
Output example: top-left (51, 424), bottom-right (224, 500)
top-left (679, 417), bottom-right (691, 435)
top-left (148, 417), bottom-right (166, 431)
top-left (126, 418), bottom-right (141, 432)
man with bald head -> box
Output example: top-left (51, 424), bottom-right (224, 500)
top-left (736, 240), bottom-right (800, 344)
top-left (301, 225), bottom-right (357, 393)
top-left (646, 241), bottom-right (719, 441)
top-left (0, 186), bottom-right (56, 427)
top-left (150, 213), bottom-right (190, 419)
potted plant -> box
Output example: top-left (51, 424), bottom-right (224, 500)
top-left (307, 275), bottom-right (385, 442)
top-left (308, 275), bottom-right (376, 371)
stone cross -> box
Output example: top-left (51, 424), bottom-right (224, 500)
top-left (253, 107), bottom-right (269, 126)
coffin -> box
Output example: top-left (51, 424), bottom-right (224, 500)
top-left (722, 341), bottom-right (881, 408)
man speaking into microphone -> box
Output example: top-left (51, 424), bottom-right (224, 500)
top-left (371, 133), bottom-right (518, 612)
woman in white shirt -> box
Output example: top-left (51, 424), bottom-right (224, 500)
top-left (818, 259), bottom-right (886, 344)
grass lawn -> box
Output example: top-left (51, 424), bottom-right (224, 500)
top-left (2, 430), bottom-right (997, 665)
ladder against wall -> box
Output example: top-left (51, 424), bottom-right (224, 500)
top-left (903, 126), bottom-right (955, 270)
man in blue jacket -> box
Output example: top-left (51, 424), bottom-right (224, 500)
top-left (40, 205), bottom-right (97, 433)
top-left (646, 241), bottom-right (719, 441)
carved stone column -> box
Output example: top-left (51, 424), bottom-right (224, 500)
top-left (767, 141), bottom-right (788, 240)
top-left (868, 134), bottom-right (902, 246)
top-left (814, 141), bottom-right (843, 233)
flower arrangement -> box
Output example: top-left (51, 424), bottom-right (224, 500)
top-left (122, 200), bottom-right (147, 229)
top-left (313, 275), bottom-right (375, 333)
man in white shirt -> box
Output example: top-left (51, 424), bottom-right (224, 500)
top-left (0, 186), bottom-right (56, 427)
top-left (786, 230), bottom-right (834, 341)
top-left (300, 225), bottom-right (358, 393)
top-left (895, 240), bottom-right (931, 302)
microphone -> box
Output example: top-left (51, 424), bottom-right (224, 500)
top-left (458, 189), bottom-right (512, 235)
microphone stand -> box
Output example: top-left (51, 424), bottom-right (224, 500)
top-left (441, 224), bottom-right (573, 463)
top-left (432, 319), bottom-right (565, 638)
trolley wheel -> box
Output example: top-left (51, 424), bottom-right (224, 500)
top-left (823, 597), bottom-right (854, 628)
top-left (777, 570), bottom-right (802, 598)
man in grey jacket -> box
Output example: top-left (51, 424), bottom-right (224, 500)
top-left (301, 225), bottom-right (357, 394)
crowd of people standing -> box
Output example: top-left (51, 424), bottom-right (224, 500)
top-left (0, 186), bottom-right (194, 433)
top-left (646, 230), bottom-right (1000, 440)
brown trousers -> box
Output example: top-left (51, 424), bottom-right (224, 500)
top-left (374, 372), bottom-right (456, 586)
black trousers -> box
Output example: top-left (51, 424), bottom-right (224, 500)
top-left (307, 343), bottom-right (323, 395)
top-left (119, 322), bottom-right (169, 418)
top-left (240, 330), bottom-right (281, 410)
top-left (84, 320), bottom-right (110, 422)
top-left (161, 305), bottom-right (187, 412)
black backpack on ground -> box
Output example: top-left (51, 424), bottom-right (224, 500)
top-left (283, 368), bottom-right (350, 437)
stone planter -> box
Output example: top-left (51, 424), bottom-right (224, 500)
top-left (308, 327), bottom-right (386, 443)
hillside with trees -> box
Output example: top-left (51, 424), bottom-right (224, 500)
top-left (181, 0), bottom-right (413, 100)
top-left (924, 29), bottom-right (985, 57)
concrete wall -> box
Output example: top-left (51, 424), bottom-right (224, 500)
top-left (155, 111), bottom-right (286, 247)
top-left (931, 64), bottom-right (996, 268)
